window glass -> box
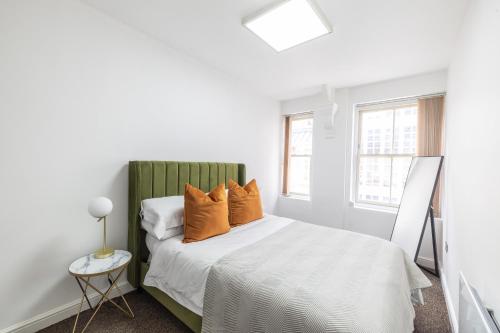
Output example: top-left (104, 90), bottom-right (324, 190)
top-left (359, 110), bottom-right (393, 155)
top-left (290, 117), bottom-right (313, 155)
top-left (284, 114), bottom-right (313, 197)
top-left (358, 156), bottom-right (391, 204)
top-left (356, 102), bottom-right (417, 206)
top-left (289, 156), bottom-right (311, 196)
top-left (393, 107), bottom-right (417, 154)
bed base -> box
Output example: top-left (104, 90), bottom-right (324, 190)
top-left (140, 262), bottom-right (202, 332)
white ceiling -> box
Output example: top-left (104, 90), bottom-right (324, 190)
top-left (83, 0), bottom-right (467, 100)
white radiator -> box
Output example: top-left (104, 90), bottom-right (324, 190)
top-left (459, 273), bottom-right (499, 333)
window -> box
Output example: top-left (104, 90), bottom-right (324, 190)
top-left (283, 113), bottom-right (313, 197)
top-left (355, 101), bottom-right (418, 207)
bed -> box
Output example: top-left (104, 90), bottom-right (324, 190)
top-left (127, 161), bottom-right (431, 333)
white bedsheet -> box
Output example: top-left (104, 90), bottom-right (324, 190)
top-left (143, 214), bottom-right (293, 315)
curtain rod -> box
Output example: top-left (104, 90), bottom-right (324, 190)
top-left (356, 92), bottom-right (446, 108)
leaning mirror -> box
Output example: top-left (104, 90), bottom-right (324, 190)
top-left (390, 156), bottom-right (443, 273)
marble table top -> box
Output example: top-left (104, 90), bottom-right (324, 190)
top-left (69, 250), bottom-right (131, 276)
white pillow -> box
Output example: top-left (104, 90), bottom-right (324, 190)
top-left (141, 221), bottom-right (183, 240)
top-left (141, 195), bottom-right (184, 239)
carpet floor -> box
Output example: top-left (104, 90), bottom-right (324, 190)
top-left (40, 272), bottom-right (450, 333)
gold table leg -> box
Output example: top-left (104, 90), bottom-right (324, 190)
top-left (72, 266), bottom-right (134, 333)
top-left (72, 277), bottom-right (89, 333)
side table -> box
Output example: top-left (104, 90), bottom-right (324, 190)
top-left (68, 250), bottom-right (135, 333)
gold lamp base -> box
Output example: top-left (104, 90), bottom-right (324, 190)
top-left (94, 248), bottom-right (114, 259)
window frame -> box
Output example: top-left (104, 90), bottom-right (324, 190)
top-left (353, 99), bottom-right (418, 208)
top-left (282, 112), bottom-right (314, 198)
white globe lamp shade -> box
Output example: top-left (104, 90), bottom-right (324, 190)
top-left (88, 197), bottom-right (113, 218)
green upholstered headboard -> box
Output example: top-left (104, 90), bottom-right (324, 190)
top-left (127, 161), bottom-right (246, 287)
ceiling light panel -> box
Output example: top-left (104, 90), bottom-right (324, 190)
top-left (243, 0), bottom-right (332, 52)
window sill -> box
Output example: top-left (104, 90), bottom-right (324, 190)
top-left (350, 201), bottom-right (398, 215)
top-left (280, 194), bottom-right (311, 202)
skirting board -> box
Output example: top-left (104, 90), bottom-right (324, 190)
top-left (0, 281), bottom-right (135, 333)
top-left (417, 255), bottom-right (435, 269)
top-left (440, 269), bottom-right (459, 333)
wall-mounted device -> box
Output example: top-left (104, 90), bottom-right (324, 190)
top-left (459, 273), bottom-right (499, 332)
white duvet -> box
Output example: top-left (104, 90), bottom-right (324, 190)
top-left (143, 214), bottom-right (293, 315)
top-left (202, 220), bottom-right (431, 333)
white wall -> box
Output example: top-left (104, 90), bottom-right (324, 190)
top-left (443, 0), bottom-right (500, 324)
top-left (278, 71), bottom-right (448, 257)
top-left (277, 89), bottom-right (349, 229)
top-left (0, 0), bottom-right (279, 330)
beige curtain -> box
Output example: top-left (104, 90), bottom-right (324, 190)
top-left (416, 95), bottom-right (445, 217)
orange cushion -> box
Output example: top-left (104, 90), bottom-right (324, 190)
top-left (228, 179), bottom-right (264, 226)
top-left (183, 183), bottom-right (230, 243)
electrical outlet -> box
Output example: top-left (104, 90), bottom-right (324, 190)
top-left (445, 241), bottom-right (449, 253)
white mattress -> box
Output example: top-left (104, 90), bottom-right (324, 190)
top-left (143, 214), bottom-right (293, 315)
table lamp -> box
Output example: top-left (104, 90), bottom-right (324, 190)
top-left (88, 197), bottom-right (114, 259)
